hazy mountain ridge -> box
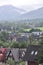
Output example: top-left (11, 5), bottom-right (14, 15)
top-left (0, 5), bottom-right (43, 20)
top-left (0, 5), bottom-right (25, 20)
top-left (20, 7), bottom-right (43, 19)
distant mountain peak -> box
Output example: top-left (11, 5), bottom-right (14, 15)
top-left (0, 5), bottom-right (43, 20)
top-left (0, 5), bottom-right (25, 12)
top-left (20, 7), bottom-right (43, 19)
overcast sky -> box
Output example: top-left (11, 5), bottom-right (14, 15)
top-left (0, 0), bottom-right (43, 11)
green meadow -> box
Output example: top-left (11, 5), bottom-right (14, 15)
top-left (23, 27), bottom-right (43, 32)
top-left (37, 27), bottom-right (43, 31)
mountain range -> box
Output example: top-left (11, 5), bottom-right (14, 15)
top-left (0, 5), bottom-right (43, 20)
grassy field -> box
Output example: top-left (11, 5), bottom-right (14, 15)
top-left (37, 27), bottom-right (43, 31)
top-left (23, 27), bottom-right (43, 32)
top-left (24, 28), bottom-right (31, 32)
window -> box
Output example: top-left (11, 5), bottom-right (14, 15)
top-left (31, 51), bottom-right (38, 55)
top-left (35, 51), bottom-right (38, 55)
top-left (31, 51), bottom-right (34, 55)
top-left (22, 51), bottom-right (25, 57)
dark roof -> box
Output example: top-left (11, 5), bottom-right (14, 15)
top-left (17, 36), bottom-right (28, 42)
top-left (5, 45), bottom-right (42, 62)
top-left (20, 45), bottom-right (41, 61)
